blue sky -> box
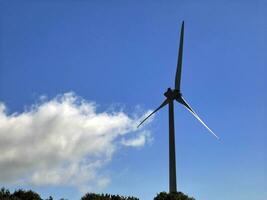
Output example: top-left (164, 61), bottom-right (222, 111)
top-left (0, 0), bottom-right (266, 200)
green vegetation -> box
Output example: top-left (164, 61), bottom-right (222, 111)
top-left (0, 188), bottom-right (138, 200)
top-left (0, 188), bottom-right (42, 200)
top-left (154, 192), bottom-right (195, 200)
top-left (1, 188), bottom-right (195, 200)
top-left (81, 193), bottom-right (139, 200)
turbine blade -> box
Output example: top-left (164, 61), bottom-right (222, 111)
top-left (137, 99), bottom-right (169, 128)
top-left (175, 21), bottom-right (184, 90)
top-left (177, 97), bottom-right (219, 139)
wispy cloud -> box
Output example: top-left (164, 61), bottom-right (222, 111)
top-left (121, 131), bottom-right (153, 147)
top-left (0, 92), bottom-right (152, 191)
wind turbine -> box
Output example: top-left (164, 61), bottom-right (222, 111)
top-left (137, 21), bottom-right (219, 193)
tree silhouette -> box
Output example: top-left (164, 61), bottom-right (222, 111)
top-left (81, 193), bottom-right (139, 200)
top-left (154, 192), bottom-right (195, 200)
top-left (1, 187), bottom-right (196, 200)
top-left (0, 188), bottom-right (43, 200)
top-left (12, 189), bottom-right (42, 200)
top-left (0, 188), bottom-right (13, 200)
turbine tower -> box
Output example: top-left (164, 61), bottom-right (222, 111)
top-left (137, 21), bottom-right (219, 193)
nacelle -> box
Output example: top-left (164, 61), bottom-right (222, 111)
top-left (164, 88), bottom-right (181, 100)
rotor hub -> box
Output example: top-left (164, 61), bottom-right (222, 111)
top-left (164, 88), bottom-right (181, 100)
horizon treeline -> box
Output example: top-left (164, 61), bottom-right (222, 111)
top-left (0, 188), bottom-right (138, 200)
top-left (0, 187), bottom-right (195, 200)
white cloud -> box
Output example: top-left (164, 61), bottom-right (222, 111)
top-left (121, 131), bottom-right (153, 147)
top-left (0, 92), bottom-right (152, 191)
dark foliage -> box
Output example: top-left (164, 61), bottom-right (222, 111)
top-left (0, 188), bottom-right (42, 200)
top-left (1, 187), bottom-right (196, 200)
top-left (0, 188), bottom-right (139, 200)
top-left (154, 192), bottom-right (195, 200)
top-left (12, 189), bottom-right (42, 200)
top-left (0, 188), bottom-right (17, 200)
top-left (81, 193), bottom-right (139, 200)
